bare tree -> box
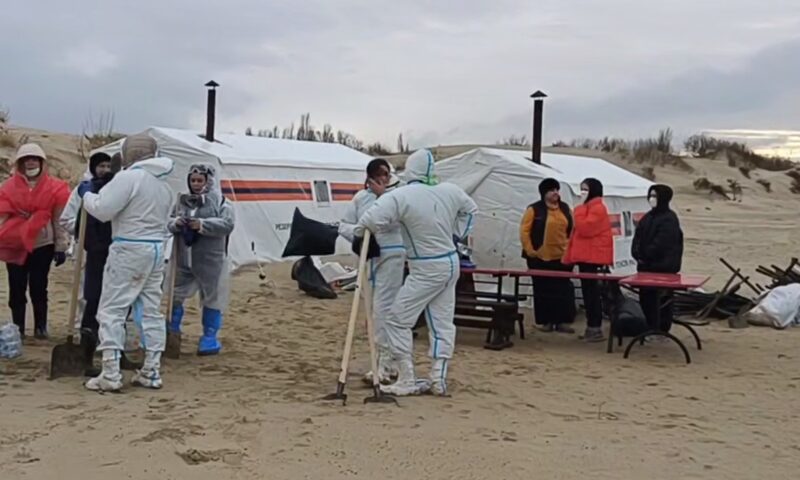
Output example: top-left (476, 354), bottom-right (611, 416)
top-left (77, 110), bottom-right (123, 161)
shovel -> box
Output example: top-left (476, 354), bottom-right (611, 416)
top-left (50, 205), bottom-right (89, 379)
top-left (164, 235), bottom-right (181, 359)
top-left (322, 230), bottom-right (371, 406)
top-left (164, 195), bottom-right (182, 360)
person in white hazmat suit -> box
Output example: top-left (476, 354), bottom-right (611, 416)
top-left (338, 158), bottom-right (405, 384)
top-left (167, 164), bottom-right (235, 355)
top-left (81, 134), bottom-right (175, 392)
top-left (355, 149), bottom-right (478, 396)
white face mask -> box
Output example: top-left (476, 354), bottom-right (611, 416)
top-left (579, 190), bottom-right (589, 202)
top-left (648, 196), bottom-right (658, 208)
top-left (25, 167), bottom-right (41, 178)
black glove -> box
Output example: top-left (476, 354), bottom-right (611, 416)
top-left (352, 235), bottom-right (381, 259)
top-left (54, 252), bottom-right (67, 267)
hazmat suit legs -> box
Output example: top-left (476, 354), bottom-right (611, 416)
top-left (381, 254), bottom-right (459, 396)
top-left (362, 253), bottom-right (404, 385)
top-left (85, 241), bottom-right (167, 392)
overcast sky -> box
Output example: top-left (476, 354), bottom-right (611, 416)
top-left (2, 0), bottom-right (799, 152)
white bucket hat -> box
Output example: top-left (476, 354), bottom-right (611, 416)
top-left (14, 143), bottom-right (47, 162)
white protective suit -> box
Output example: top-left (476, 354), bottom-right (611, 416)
top-left (338, 182), bottom-right (405, 382)
top-left (356, 150), bottom-right (477, 396)
top-left (82, 155), bottom-right (175, 390)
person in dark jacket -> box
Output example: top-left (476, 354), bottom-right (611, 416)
top-left (77, 153), bottom-right (114, 375)
top-left (519, 178), bottom-right (576, 333)
top-left (631, 184), bottom-right (684, 332)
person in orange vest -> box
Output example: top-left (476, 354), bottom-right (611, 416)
top-left (562, 178), bottom-right (613, 342)
top-left (519, 178), bottom-right (576, 333)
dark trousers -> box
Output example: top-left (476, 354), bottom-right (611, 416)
top-left (639, 288), bottom-right (673, 332)
top-left (528, 258), bottom-right (575, 326)
top-left (577, 263), bottom-right (604, 329)
top-left (6, 244), bottom-right (55, 335)
top-left (80, 249), bottom-right (109, 336)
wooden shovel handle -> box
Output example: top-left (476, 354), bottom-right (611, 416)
top-left (67, 206), bottom-right (89, 329)
top-left (336, 230), bottom-right (372, 384)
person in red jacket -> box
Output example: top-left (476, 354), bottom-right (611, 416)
top-left (562, 178), bottom-right (613, 342)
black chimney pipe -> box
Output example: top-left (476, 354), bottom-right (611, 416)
top-left (530, 90), bottom-right (547, 164)
top-left (205, 80), bottom-right (219, 142)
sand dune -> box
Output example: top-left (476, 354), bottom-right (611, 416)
top-left (1, 132), bottom-right (800, 479)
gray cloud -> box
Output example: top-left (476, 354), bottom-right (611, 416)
top-left (445, 36), bottom-right (800, 147)
top-left (1, 0), bottom-right (799, 148)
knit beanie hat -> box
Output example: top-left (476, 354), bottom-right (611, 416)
top-left (538, 177), bottom-right (560, 198)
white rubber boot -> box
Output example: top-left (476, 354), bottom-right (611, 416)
top-left (380, 356), bottom-right (430, 396)
top-left (377, 346), bottom-right (397, 384)
top-left (362, 347), bottom-right (396, 385)
top-left (131, 350), bottom-right (163, 389)
top-left (430, 358), bottom-right (449, 396)
top-left (85, 350), bottom-right (124, 392)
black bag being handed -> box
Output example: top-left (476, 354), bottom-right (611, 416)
top-left (282, 208), bottom-right (339, 257)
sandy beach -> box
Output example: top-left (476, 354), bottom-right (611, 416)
top-left (2, 139), bottom-right (800, 479)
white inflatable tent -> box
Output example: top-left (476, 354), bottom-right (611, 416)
top-left (435, 148), bottom-right (653, 276)
top-left (95, 127), bottom-right (372, 270)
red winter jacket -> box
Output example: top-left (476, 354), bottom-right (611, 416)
top-left (562, 197), bottom-right (613, 266)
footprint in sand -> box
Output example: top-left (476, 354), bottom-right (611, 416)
top-left (131, 427), bottom-right (189, 445)
top-left (177, 448), bottom-right (246, 466)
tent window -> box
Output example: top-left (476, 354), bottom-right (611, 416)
top-left (622, 211), bottom-right (634, 237)
top-left (314, 180), bottom-right (331, 205)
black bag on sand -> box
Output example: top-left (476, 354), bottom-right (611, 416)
top-left (611, 295), bottom-right (649, 338)
top-left (291, 256), bottom-right (337, 300)
top-left (282, 208), bottom-right (339, 257)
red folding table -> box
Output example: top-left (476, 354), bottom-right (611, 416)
top-left (617, 273), bottom-right (710, 364)
top-left (462, 267), bottom-right (711, 363)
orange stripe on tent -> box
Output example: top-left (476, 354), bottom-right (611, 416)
top-left (223, 192), bottom-right (312, 202)
top-left (330, 182), bottom-right (363, 201)
top-left (221, 179), bottom-right (313, 202)
top-left (223, 180), bottom-right (312, 190)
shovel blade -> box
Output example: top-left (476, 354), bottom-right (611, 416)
top-left (164, 331), bottom-right (181, 359)
top-left (120, 350), bottom-right (144, 371)
top-left (363, 385), bottom-right (399, 406)
top-left (49, 336), bottom-right (86, 380)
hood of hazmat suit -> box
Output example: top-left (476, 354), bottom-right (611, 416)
top-left (402, 149), bottom-right (438, 186)
top-left (168, 164), bottom-right (235, 311)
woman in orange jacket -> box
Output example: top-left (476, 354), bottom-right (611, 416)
top-left (562, 178), bottom-right (613, 342)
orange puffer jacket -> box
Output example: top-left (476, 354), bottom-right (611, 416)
top-left (562, 197), bottom-right (613, 266)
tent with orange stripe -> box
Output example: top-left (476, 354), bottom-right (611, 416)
top-left (91, 126), bottom-right (373, 270)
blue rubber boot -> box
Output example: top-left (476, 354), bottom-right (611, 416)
top-left (170, 304), bottom-right (184, 334)
top-left (198, 307), bottom-right (222, 356)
